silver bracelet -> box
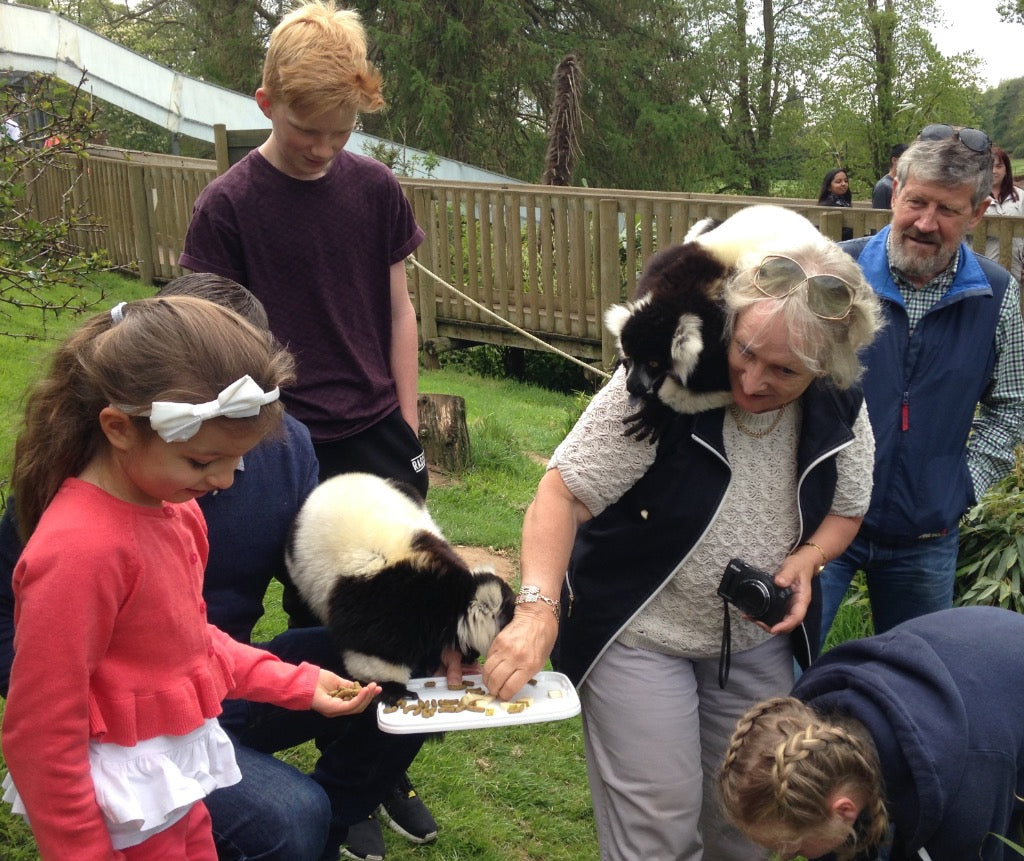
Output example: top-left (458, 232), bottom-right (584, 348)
top-left (514, 584), bottom-right (561, 620)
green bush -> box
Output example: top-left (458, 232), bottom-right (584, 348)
top-left (955, 450), bottom-right (1024, 612)
top-left (439, 344), bottom-right (600, 395)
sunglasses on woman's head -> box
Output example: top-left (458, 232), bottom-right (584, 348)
top-left (918, 123), bottom-right (991, 154)
top-left (753, 255), bottom-right (856, 320)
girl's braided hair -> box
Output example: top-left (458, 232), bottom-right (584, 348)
top-left (719, 696), bottom-right (889, 860)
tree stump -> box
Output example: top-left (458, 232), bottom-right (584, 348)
top-left (418, 393), bottom-right (471, 474)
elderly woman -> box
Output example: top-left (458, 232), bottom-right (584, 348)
top-left (482, 218), bottom-right (883, 861)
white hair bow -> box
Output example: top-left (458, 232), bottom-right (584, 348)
top-left (146, 375), bottom-right (280, 442)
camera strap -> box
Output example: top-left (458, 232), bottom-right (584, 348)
top-left (718, 599), bottom-right (732, 689)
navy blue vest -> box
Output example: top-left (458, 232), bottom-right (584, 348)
top-left (843, 229), bottom-right (1009, 539)
top-left (553, 381), bottom-right (864, 685)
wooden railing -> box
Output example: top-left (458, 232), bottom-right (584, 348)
top-left (24, 146), bottom-right (1024, 370)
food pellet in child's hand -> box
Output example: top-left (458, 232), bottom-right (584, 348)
top-left (329, 682), bottom-right (363, 700)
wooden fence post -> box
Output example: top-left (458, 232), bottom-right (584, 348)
top-left (412, 186), bottom-right (441, 367)
top-left (213, 124), bottom-right (230, 175)
top-left (126, 164), bottom-right (155, 285)
top-left (599, 198), bottom-right (621, 371)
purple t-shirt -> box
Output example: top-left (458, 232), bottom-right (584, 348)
top-left (180, 149), bottom-right (424, 441)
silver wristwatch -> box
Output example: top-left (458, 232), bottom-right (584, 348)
top-left (515, 584), bottom-right (561, 620)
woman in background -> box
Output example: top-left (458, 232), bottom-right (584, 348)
top-left (984, 145), bottom-right (1024, 281)
top-left (818, 169), bottom-right (852, 207)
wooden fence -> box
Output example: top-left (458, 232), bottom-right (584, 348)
top-left (23, 145), bottom-right (1024, 370)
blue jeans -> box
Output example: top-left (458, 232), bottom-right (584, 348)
top-left (207, 741), bottom-right (330, 861)
top-left (210, 626), bottom-right (428, 861)
top-left (818, 528), bottom-right (959, 651)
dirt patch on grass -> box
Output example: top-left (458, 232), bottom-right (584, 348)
top-left (454, 545), bottom-right (518, 583)
top-left (429, 466), bottom-right (520, 583)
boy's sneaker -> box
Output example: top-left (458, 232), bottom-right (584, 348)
top-left (376, 772), bottom-right (438, 844)
top-left (340, 815), bottom-right (386, 861)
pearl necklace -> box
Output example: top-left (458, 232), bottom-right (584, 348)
top-left (729, 403), bottom-right (788, 438)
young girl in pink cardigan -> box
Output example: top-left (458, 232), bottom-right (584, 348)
top-left (1, 297), bottom-right (380, 859)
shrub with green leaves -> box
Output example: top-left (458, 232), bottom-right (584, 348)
top-left (955, 449), bottom-right (1024, 612)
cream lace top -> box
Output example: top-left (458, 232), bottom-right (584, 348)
top-left (550, 368), bottom-right (874, 658)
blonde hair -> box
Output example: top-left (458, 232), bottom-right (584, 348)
top-left (12, 296), bottom-right (295, 541)
top-left (719, 696), bottom-right (889, 861)
top-left (262, 1), bottom-right (384, 115)
top-left (723, 239), bottom-right (883, 389)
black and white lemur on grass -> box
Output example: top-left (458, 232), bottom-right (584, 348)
top-left (285, 472), bottom-right (515, 705)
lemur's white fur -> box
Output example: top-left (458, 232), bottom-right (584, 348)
top-left (604, 302), bottom-right (633, 339)
top-left (685, 204), bottom-right (824, 265)
top-left (456, 578), bottom-right (512, 658)
top-left (286, 472), bottom-right (515, 700)
top-left (285, 471), bottom-right (445, 622)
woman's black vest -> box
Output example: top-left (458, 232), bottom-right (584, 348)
top-left (552, 380), bottom-right (864, 685)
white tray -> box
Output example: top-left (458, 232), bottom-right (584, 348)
top-left (376, 671), bottom-right (581, 733)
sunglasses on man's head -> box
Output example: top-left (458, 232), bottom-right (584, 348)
top-left (753, 255), bottom-right (856, 321)
top-left (918, 123), bottom-right (991, 154)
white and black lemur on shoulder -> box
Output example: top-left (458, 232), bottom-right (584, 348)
top-left (605, 204), bottom-right (823, 442)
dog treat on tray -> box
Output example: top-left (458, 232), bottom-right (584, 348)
top-left (377, 672), bottom-right (581, 733)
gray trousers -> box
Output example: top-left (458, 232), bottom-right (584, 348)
top-left (579, 635), bottom-right (793, 861)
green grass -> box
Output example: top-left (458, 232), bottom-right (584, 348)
top-left (0, 271), bottom-right (156, 490)
top-left (418, 368), bottom-right (584, 549)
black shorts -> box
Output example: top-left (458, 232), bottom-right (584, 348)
top-left (313, 407), bottom-right (429, 498)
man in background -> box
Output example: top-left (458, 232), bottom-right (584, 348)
top-left (871, 142), bottom-right (908, 209)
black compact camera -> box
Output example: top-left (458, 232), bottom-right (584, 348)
top-left (717, 558), bottom-right (792, 627)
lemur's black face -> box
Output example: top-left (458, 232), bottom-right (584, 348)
top-left (618, 303), bottom-right (679, 397)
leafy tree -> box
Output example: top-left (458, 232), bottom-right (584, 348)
top-left (351, 0), bottom-right (545, 179)
top-left (998, 0), bottom-right (1024, 23)
top-left (569, 0), bottom-right (732, 191)
top-left (1, 75), bottom-right (115, 339)
top-left (24, 0), bottom-right (274, 97)
top-left (7, 0), bottom-right (1008, 194)
top-left (794, 0), bottom-right (981, 192)
top-left (979, 78), bottom-right (1024, 158)
top-left (352, 0), bottom-right (734, 190)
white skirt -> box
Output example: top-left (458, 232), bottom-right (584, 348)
top-left (3, 717), bottom-right (242, 850)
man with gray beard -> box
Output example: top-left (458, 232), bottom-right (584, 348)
top-left (817, 125), bottom-right (1024, 650)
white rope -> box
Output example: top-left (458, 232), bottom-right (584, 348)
top-left (409, 256), bottom-right (612, 381)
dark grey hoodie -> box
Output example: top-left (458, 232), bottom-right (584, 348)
top-left (794, 606), bottom-right (1024, 860)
